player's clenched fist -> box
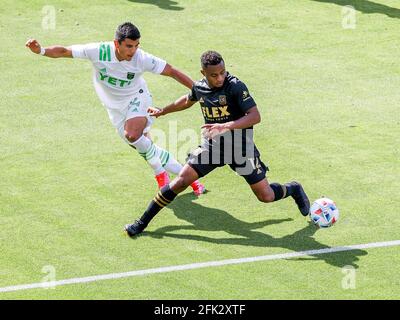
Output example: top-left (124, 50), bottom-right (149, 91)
top-left (25, 39), bottom-right (41, 54)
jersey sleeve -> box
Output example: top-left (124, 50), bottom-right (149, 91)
top-left (188, 84), bottom-right (199, 102)
top-left (231, 81), bottom-right (256, 112)
top-left (141, 50), bottom-right (167, 74)
top-left (70, 43), bottom-right (99, 61)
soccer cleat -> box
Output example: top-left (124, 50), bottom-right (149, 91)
top-left (290, 181), bottom-right (310, 216)
top-left (124, 219), bottom-right (147, 237)
top-left (155, 171), bottom-right (170, 189)
top-left (191, 180), bottom-right (206, 196)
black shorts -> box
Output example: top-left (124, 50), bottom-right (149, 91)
top-left (187, 143), bottom-right (269, 185)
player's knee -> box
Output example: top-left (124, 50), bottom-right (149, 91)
top-left (124, 130), bottom-right (142, 143)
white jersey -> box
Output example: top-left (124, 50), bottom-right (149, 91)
top-left (71, 42), bottom-right (166, 109)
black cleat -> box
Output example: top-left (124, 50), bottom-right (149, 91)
top-left (124, 219), bottom-right (147, 237)
top-left (290, 181), bottom-right (310, 216)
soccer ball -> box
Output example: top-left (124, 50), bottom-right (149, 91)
top-left (309, 197), bottom-right (339, 228)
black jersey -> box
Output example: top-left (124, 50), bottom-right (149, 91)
top-left (188, 73), bottom-right (256, 127)
top-left (188, 72), bottom-right (260, 161)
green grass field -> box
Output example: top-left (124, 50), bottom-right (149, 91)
top-left (1, 0), bottom-right (399, 299)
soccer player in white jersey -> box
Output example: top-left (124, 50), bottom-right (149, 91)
top-left (25, 22), bottom-right (205, 195)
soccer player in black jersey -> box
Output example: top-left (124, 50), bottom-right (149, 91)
top-left (125, 51), bottom-right (310, 237)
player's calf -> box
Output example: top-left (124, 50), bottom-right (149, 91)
top-left (127, 134), bottom-right (168, 185)
top-left (251, 179), bottom-right (276, 203)
top-left (152, 145), bottom-right (206, 195)
top-left (170, 164), bottom-right (199, 194)
top-left (124, 166), bottom-right (200, 237)
top-left (254, 188), bottom-right (275, 203)
top-left (170, 175), bottom-right (192, 193)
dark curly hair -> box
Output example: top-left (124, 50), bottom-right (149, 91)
top-left (115, 22), bottom-right (141, 43)
top-left (201, 50), bottom-right (224, 68)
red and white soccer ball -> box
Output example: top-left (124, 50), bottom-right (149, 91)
top-left (309, 197), bottom-right (339, 228)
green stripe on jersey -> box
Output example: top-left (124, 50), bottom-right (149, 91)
top-left (99, 44), bottom-right (104, 61)
top-left (106, 44), bottom-right (111, 62)
top-left (99, 44), bottom-right (111, 61)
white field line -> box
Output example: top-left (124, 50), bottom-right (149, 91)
top-left (1, 239), bottom-right (400, 293)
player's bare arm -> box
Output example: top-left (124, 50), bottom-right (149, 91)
top-left (161, 64), bottom-right (194, 89)
top-left (202, 105), bottom-right (261, 133)
top-left (148, 94), bottom-right (196, 118)
top-left (25, 39), bottom-right (72, 58)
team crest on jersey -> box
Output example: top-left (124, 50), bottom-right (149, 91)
top-left (219, 95), bottom-right (227, 105)
top-left (127, 72), bottom-right (135, 80)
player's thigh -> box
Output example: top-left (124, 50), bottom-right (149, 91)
top-left (249, 177), bottom-right (275, 203)
top-left (186, 146), bottom-right (221, 178)
top-left (124, 91), bottom-right (153, 136)
top-left (105, 106), bottom-right (125, 130)
top-left (170, 164), bottom-right (199, 193)
top-left (229, 155), bottom-right (268, 185)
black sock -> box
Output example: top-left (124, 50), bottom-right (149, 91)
top-left (140, 185), bottom-right (177, 225)
top-left (270, 182), bottom-right (294, 201)
top-left (283, 182), bottom-right (296, 197)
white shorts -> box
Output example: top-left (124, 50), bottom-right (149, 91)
top-left (103, 90), bottom-right (155, 143)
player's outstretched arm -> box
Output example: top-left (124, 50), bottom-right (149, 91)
top-left (25, 39), bottom-right (72, 58)
top-left (148, 94), bottom-right (196, 118)
top-left (160, 64), bottom-right (194, 89)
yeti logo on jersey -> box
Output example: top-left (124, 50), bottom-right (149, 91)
top-left (99, 70), bottom-right (132, 88)
top-left (127, 72), bottom-right (135, 80)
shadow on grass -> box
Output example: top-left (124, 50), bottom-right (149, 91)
top-left (312, 0), bottom-right (400, 19)
top-left (127, 0), bottom-right (184, 11)
top-left (145, 193), bottom-right (367, 268)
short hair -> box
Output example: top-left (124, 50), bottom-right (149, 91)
top-left (115, 22), bottom-right (141, 43)
top-left (201, 50), bottom-right (224, 69)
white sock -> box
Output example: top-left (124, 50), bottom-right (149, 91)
top-left (153, 146), bottom-right (201, 190)
top-left (130, 135), bottom-right (164, 175)
top-left (154, 145), bottom-right (183, 175)
top-left (164, 156), bottom-right (183, 175)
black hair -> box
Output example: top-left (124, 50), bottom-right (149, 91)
top-left (115, 22), bottom-right (141, 43)
top-left (201, 50), bottom-right (224, 69)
